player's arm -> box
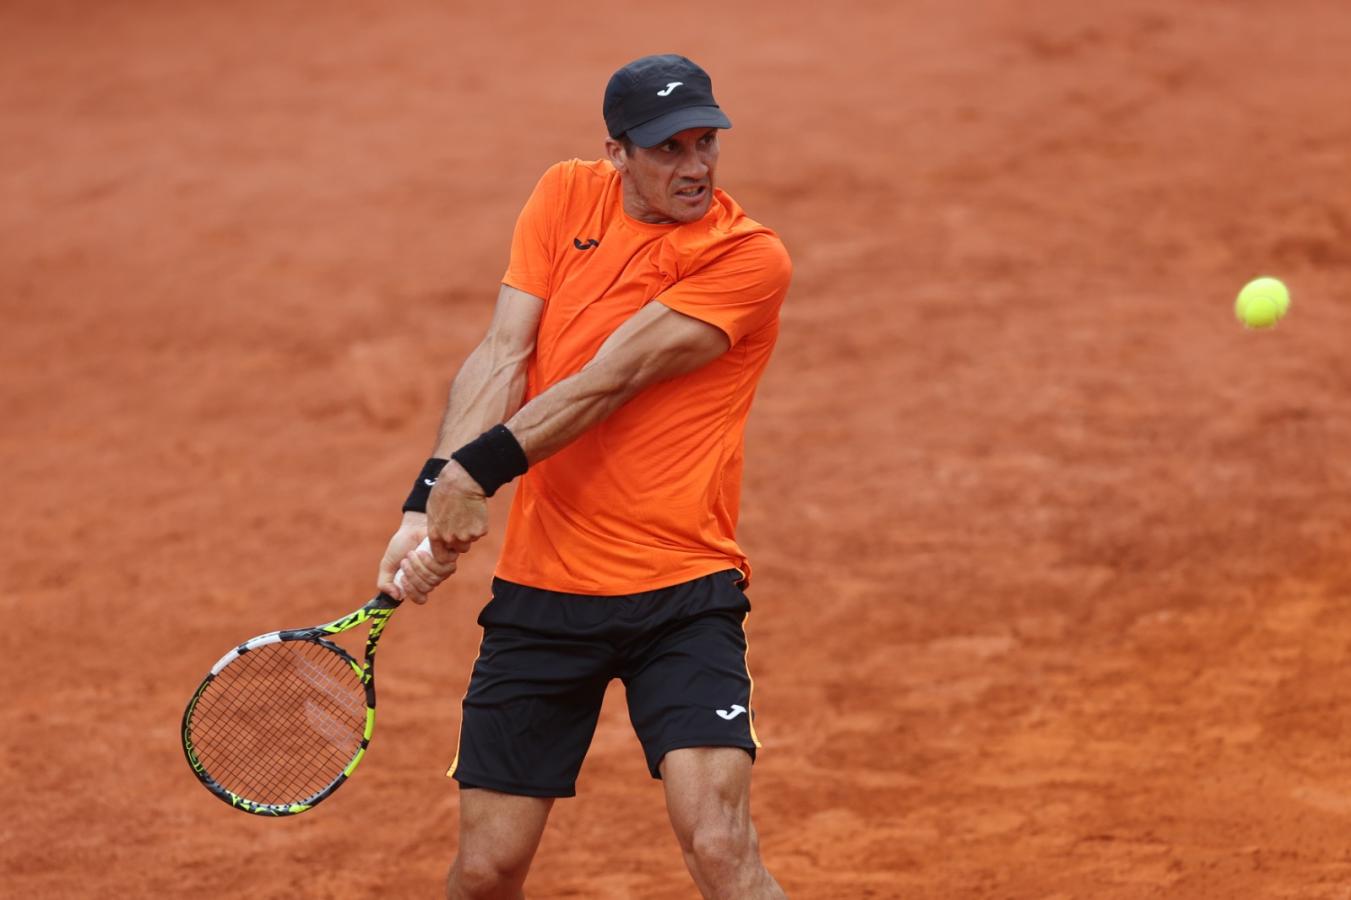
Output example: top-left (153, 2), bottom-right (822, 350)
top-left (432, 284), bottom-right (544, 454)
top-left (425, 301), bottom-right (730, 551)
top-left (377, 284), bottom-right (543, 600)
top-left (512, 300), bottom-right (729, 461)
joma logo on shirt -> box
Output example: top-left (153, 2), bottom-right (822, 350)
top-left (573, 238), bottom-right (599, 251)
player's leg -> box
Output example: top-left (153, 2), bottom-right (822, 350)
top-left (661, 747), bottom-right (785, 899)
top-left (621, 571), bottom-right (785, 898)
top-left (447, 789), bottom-right (553, 900)
top-left (446, 579), bottom-right (613, 898)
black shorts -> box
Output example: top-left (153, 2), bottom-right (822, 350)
top-left (446, 569), bottom-right (761, 798)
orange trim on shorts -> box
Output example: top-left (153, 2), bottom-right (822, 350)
top-left (445, 646), bottom-right (484, 779)
top-left (743, 612), bottom-right (762, 749)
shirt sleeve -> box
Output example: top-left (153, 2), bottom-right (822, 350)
top-left (654, 233), bottom-right (793, 346)
top-left (502, 163), bottom-right (566, 300)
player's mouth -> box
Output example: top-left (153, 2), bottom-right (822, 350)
top-left (674, 184), bottom-right (707, 204)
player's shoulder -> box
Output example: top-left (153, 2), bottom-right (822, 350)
top-left (710, 191), bottom-right (788, 249)
top-left (683, 193), bottom-right (792, 282)
top-left (538, 158), bottom-right (619, 194)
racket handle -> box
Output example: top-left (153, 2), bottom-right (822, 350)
top-left (392, 536), bottom-right (433, 590)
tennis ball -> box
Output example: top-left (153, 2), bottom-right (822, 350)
top-left (1234, 277), bottom-right (1290, 329)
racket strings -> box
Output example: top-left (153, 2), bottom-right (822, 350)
top-left (188, 640), bottom-right (366, 805)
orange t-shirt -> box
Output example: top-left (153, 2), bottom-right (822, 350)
top-left (494, 159), bottom-right (791, 595)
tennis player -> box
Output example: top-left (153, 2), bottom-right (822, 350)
top-left (377, 54), bottom-right (791, 899)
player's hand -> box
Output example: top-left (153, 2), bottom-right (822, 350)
top-left (426, 461), bottom-right (490, 555)
top-left (396, 536), bottom-right (459, 604)
top-left (376, 512), bottom-right (459, 604)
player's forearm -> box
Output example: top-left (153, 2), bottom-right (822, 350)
top-left (505, 357), bottom-right (637, 464)
top-left (502, 302), bottom-right (728, 466)
top-left (431, 335), bottom-right (531, 457)
top-left (436, 301), bottom-right (725, 495)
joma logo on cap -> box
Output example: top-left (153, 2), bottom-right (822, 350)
top-left (656, 82), bottom-right (683, 97)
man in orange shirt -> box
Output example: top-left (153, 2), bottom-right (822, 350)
top-left (377, 54), bottom-right (791, 899)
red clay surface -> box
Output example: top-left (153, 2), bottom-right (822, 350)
top-left (4, 1), bottom-right (1351, 897)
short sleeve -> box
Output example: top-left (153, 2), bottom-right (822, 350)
top-left (655, 233), bottom-right (792, 346)
top-left (502, 163), bottom-right (566, 299)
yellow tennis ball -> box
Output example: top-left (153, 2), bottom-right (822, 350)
top-left (1235, 277), bottom-right (1290, 329)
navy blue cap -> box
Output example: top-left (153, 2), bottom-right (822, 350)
top-left (603, 54), bottom-right (732, 148)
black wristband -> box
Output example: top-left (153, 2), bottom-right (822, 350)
top-left (450, 425), bottom-right (529, 497)
top-left (401, 457), bottom-right (448, 513)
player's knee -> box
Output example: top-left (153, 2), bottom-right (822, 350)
top-left (682, 815), bottom-right (759, 875)
top-left (449, 851), bottom-right (529, 899)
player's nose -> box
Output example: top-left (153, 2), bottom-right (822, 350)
top-left (675, 151), bottom-right (708, 180)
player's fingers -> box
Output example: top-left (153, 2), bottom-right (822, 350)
top-left (413, 558), bottom-right (457, 583)
top-left (378, 525), bottom-right (429, 601)
top-left (397, 559), bottom-right (433, 604)
top-left (428, 537), bottom-right (462, 567)
top-left (398, 546), bottom-right (458, 604)
top-left (428, 528), bottom-right (475, 555)
top-left (377, 552), bottom-right (404, 600)
top-left (415, 541), bottom-right (459, 579)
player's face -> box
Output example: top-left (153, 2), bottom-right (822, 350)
top-left (608, 128), bottom-right (720, 225)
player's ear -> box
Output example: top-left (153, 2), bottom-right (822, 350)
top-left (604, 138), bottom-right (628, 173)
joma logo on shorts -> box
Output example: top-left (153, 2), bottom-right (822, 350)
top-left (716, 704), bottom-right (747, 720)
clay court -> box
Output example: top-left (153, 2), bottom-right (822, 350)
top-left (4, 1), bottom-right (1351, 897)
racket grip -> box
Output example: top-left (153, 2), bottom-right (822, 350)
top-left (392, 536), bottom-right (433, 590)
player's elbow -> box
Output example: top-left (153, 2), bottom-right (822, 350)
top-left (578, 357), bottom-right (647, 408)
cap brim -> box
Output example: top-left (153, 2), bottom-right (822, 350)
top-left (627, 106), bottom-right (732, 148)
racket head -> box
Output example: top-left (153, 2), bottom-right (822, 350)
top-left (182, 630), bottom-right (375, 816)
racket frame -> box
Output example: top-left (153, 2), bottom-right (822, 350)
top-left (181, 592), bottom-right (401, 816)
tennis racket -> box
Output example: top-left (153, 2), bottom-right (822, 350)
top-left (181, 539), bottom-right (428, 816)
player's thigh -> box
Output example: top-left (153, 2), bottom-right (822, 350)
top-left (623, 604), bottom-right (759, 778)
top-left (454, 622), bottom-right (611, 796)
top-left (457, 788), bottom-right (554, 872)
top-left (454, 582), bottom-right (616, 797)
